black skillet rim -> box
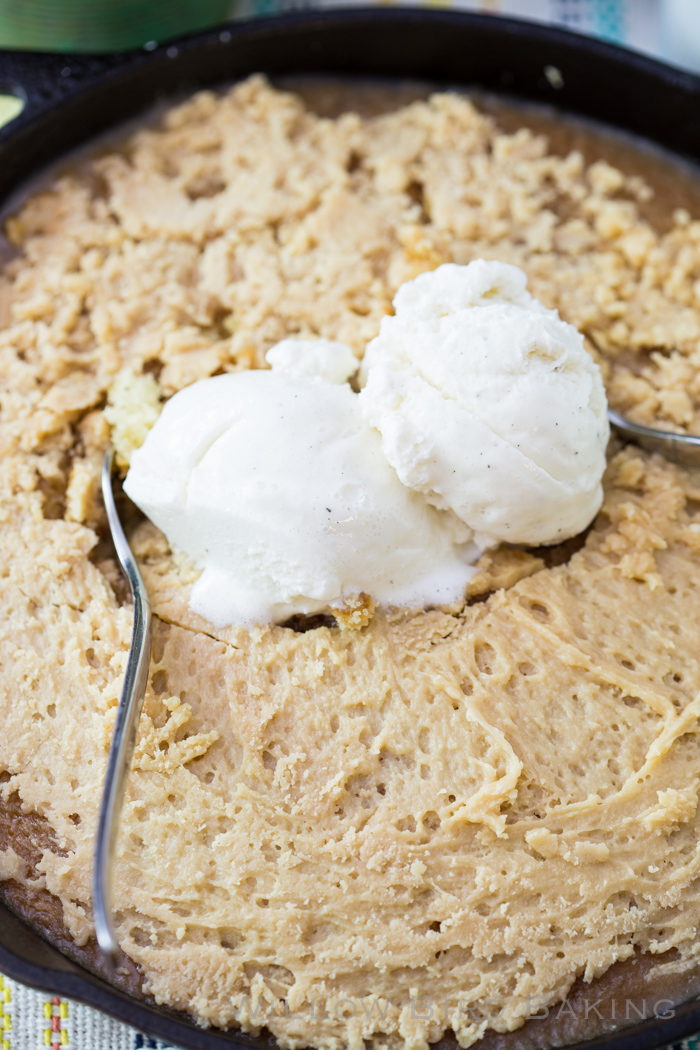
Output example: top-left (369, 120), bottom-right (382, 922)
top-left (0, 8), bottom-right (699, 1050)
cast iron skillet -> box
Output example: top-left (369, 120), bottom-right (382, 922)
top-left (1, 10), bottom-right (700, 1050)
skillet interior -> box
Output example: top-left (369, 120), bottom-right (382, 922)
top-left (1, 12), bottom-right (700, 1050)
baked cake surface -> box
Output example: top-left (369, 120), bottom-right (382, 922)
top-left (1, 77), bottom-right (700, 1049)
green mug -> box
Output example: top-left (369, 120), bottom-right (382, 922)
top-left (0, 0), bottom-right (235, 52)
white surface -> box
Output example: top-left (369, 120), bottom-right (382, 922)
top-left (661, 0), bottom-right (700, 72)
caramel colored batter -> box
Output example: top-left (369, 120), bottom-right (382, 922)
top-left (1, 77), bottom-right (700, 1050)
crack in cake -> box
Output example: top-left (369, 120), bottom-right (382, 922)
top-left (1, 75), bottom-right (700, 1050)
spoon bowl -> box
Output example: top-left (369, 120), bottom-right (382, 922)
top-left (608, 409), bottom-right (700, 468)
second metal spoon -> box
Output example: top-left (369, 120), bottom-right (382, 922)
top-left (608, 409), bottom-right (700, 467)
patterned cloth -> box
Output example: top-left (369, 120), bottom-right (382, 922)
top-left (0, 975), bottom-right (172, 1049)
top-left (4, 0), bottom-right (698, 1047)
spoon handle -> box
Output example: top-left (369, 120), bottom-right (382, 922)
top-left (94, 449), bottom-right (153, 963)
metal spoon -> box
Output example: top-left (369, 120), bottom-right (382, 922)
top-left (94, 449), bottom-right (153, 964)
top-left (608, 409), bottom-right (700, 467)
top-left (89, 408), bottom-right (698, 962)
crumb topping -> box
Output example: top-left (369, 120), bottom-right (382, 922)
top-left (0, 77), bottom-right (700, 1050)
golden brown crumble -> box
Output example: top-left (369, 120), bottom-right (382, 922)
top-left (0, 77), bottom-right (700, 1050)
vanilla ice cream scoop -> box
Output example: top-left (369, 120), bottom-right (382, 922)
top-left (265, 338), bottom-right (358, 383)
top-left (359, 260), bottom-right (609, 547)
top-left (124, 341), bottom-right (476, 627)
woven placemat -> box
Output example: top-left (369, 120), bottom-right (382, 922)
top-left (0, 973), bottom-right (176, 1049)
top-left (1, 0), bottom-right (697, 1048)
